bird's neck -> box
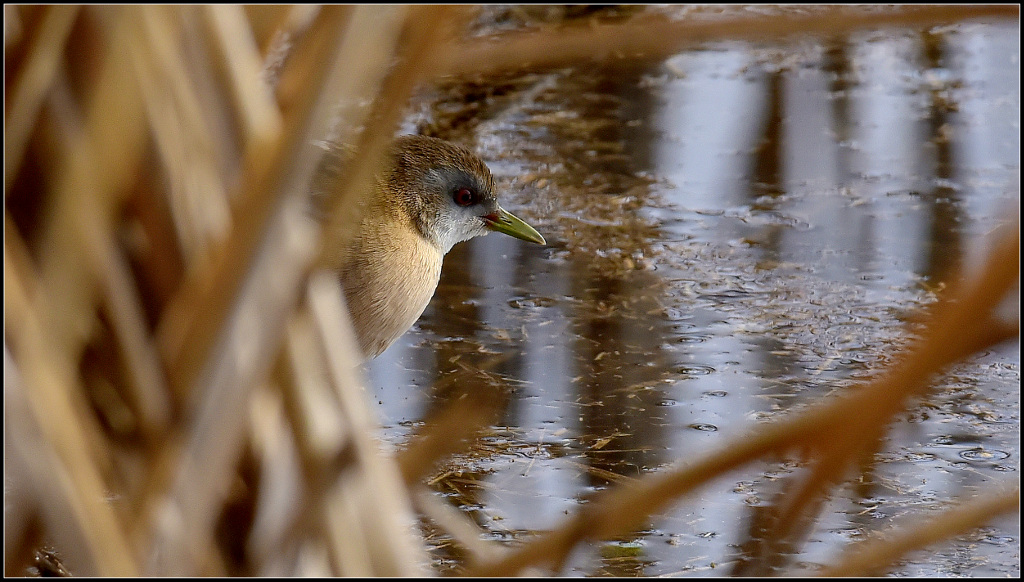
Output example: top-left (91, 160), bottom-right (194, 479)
top-left (340, 213), bottom-right (444, 359)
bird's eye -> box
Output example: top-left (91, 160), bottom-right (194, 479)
top-left (453, 187), bottom-right (478, 207)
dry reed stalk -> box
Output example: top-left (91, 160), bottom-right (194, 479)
top-left (153, 6), bottom-right (347, 401)
top-left (243, 383), bottom-right (306, 574)
top-left (202, 5), bottom-right (282, 145)
top-left (131, 6), bottom-right (233, 265)
top-left (139, 194), bottom-right (320, 575)
top-left (78, 202), bottom-right (172, 436)
top-left (396, 391), bottom-right (502, 487)
top-left (5, 7), bottom-right (158, 575)
top-left (32, 8), bottom-right (148, 369)
top-left (241, 5), bottom-right (300, 56)
top-left (731, 225), bottom-right (1019, 573)
top-left (315, 5), bottom-right (475, 271)
top-left (118, 2), bottom-right (304, 568)
top-left (134, 6), bottom-right (427, 574)
top-left (817, 483), bottom-right (1020, 577)
top-left (254, 6), bottom-right (321, 92)
top-left (268, 5), bottom-right (351, 118)
top-left (4, 4), bottom-right (1018, 578)
top-left (246, 6), bottom-right (476, 573)
top-left (304, 272), bottom-right (428, 575)
top-left (138, 4), bottom-right (473, 574)
top-left (3, 5), bottom-right (79, 195)
top-left (242, 5), bottom-right (458, 574)
top-left (263, 274), bottom-right (422, 576)
top-left (445, 5), bottom-right (1019, 76)
top-left (412, 485), bottom-right (508, 564)
top-left (5, 230), bottom-right (137, 576)
top-left (465, 225), bottom-right (1019, 576)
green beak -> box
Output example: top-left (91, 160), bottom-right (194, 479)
top-left (484, 207), bottom-right (546, 245)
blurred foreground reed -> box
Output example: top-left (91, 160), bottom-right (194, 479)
top-left (4, 4), bottom-right (1018, 576)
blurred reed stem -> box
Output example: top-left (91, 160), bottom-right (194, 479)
top-left (3, 4), bottom-right (1017, 577)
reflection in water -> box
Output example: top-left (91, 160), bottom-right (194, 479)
top-left (750, 68), bottom-right (785, 200)
top-left (546, 67), bottom-right (674, 487)
top-left (919, 29), bottom-right (964, 283)
top-left (367, 20), bottom-right (1018, 577)
top-left (744, 67), bottom-right (799, 400)
top-left (825, 39), bottom-right (854, 184)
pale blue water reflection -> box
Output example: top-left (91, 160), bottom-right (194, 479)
top-left (369, 21), bottom-right (1018, 576)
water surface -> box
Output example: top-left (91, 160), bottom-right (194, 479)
top-left (368, 18), bottom-right (1019, 576)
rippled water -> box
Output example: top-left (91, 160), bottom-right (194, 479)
top-left (368, 17), bottom-right (1018, 576)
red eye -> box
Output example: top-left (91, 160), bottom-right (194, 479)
top-left (453, 187), bottom-right (478, 206)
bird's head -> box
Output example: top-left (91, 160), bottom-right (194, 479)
top-left (386, 135), bottom-right (546, 254)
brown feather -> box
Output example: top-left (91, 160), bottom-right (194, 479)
top-left (336, 135), bottom-right (499, 359)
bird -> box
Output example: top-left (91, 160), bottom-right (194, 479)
top-left (329, 134), bottom-right (546, 360)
